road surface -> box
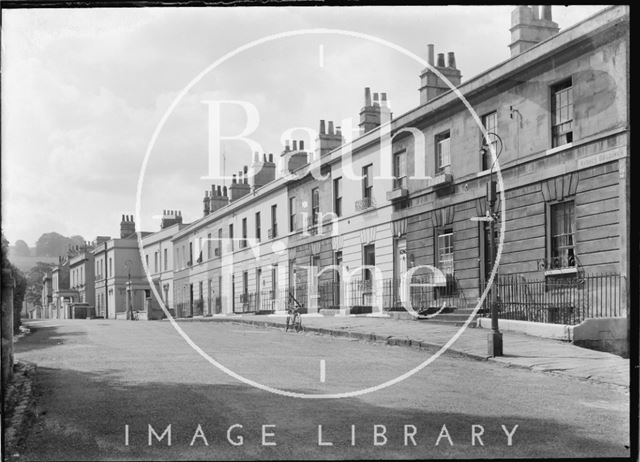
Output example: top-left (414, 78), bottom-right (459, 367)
top-left (13, 319), bottom-right (629, 460)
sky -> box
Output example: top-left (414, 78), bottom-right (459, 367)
top-left (2, 5), bottom-right (608, 246)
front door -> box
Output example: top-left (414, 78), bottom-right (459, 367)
top-left (394, 238), bottom-right (407, 307)
top-left (271, 264), bottom-right (278, 311)
top-left (334, 251), bottom-right (342, 308)
top-left (256, 268), bottom-right (262, 311)
top-left (189, 283), bottom-right (194, 317)
top-left (289, 259), bottom-right (296, 301)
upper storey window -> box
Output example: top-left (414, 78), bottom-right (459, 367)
top-left (435, 131), bottom-right (451, 172)
top-left (551, 79), bottom-right (573, 148)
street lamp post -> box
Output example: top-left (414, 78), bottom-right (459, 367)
top-left (480, 132), bottom-right (503, 357)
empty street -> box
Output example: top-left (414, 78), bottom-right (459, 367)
top-left (14, 319), bottom-right (629, 460)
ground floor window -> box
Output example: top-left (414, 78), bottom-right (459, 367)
top-left (436, 228), bottom-right (454, 276)
top-left (363, 244), bottom-right (375, 281)
top-left (548, 200), bottom-right (576, 269)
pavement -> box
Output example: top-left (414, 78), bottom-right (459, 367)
top-left (174, 313), bottom-right (630, 388)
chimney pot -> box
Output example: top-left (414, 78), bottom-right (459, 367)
top-left (364, 87), bottom-right (372, 106)
top-left (319, 119), bottom-right (326, 135)
top-left (292, 140), bottom-right (298, 151)
top-left (427, 44), bottom-right (435, 66)
top-left (232, 174), bottom-right (237, 184)
top-left (299, 140), bottom-right (304, 150)
top-left (531, 5), bottom-right (539, 20)
top-left (447, 52), bottom-right (456, 69)
top-left (328, 121), bottom-right (334, 135)
top-left (541, 5), bottom-right (552, 20)
top-left (437, 53), bottom-right (445, 67)
top-left (223, 186), bottom-right (228, 196)
top-left (263, 153), bottom-right (267, 162)
top-left (268, 153), bottom-right (273, 162)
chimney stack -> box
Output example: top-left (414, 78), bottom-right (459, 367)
top-left (229, 168), bottom-right (251, 202)
top-left (161, 209), bottom-right (183, 229)
top-left (359, 87), bottom-right (392, 134)
top-left (541, 5), bottom-right (552, 21)
top-left (447, 52), bottom-right (456, 69)
top-left (509, 5), bottom-right (559, 57)
top-left (120, 214), bottom-right (136, 239)
top-left (249, 151), bottom-right (276, 191)
top-left (203, 190), bottom-right (210, 216)
top-left (209, 184), bottom-right (229, 212)
top-left (316, 119), bottom-right (343, 158)
top-left (280, 139), bottom-right (308, 174)
top-left (419, 44), bottom-right (462, 104)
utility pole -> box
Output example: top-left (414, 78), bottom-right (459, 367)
top-left (472, 131), bottom-right (504, 357)
top-left (487, 179), bottom-right (502, 356)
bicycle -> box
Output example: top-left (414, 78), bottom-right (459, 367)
top-left (285, 293), bottom-right (303, 333)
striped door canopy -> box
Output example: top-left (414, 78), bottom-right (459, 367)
top-left (430, 205), bottom-right (455, 228)
top-left (331, 235), bottom-right (343, 250)
top-left (392, 219), bottom-right (407, 237)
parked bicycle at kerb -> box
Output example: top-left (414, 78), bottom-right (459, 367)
top-left (285, 292), bottom-right (303, 333)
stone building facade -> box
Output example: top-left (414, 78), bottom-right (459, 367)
top-left (155, 5), bottom-right (629, 321)
top-left (93, 216), bottom-right (151, 319)
top-left (141, 210), bottom-right (186, 316)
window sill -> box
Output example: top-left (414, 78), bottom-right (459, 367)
top-left (544, 267), bottom-right (578, 276)
top-left (476, 169), bottom-right (492, 178)
top-left (545, 142), bottom-right (573, 156)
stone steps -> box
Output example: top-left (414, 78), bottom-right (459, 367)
top-left (419, 302), bottom-right (489, 327)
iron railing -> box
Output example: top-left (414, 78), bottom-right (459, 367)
top-left (315, 275), bottom-right (467, 314)
top-left (482, 273), bottom-right (625, 325)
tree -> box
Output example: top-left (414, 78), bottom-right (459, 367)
top-left (69, 235), bottom-right (85, 248)
top-left (2, 233), bottom-right (28, 333)
top-left (35, 232), bottom-right (68, 257)
top-left (12, 240), bottom-right (31, 257)
top-left (13, 268), bottom-right (27, 333)
top-left (35, 232), bottom-right (85, 257)
top-left (26, 262), bottom-right (55, 307)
